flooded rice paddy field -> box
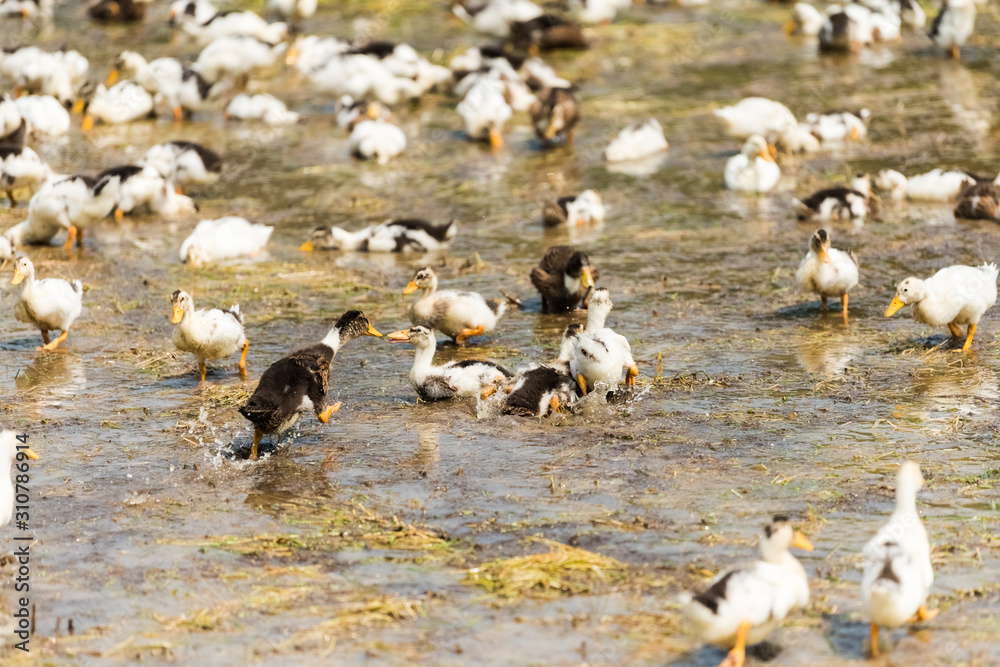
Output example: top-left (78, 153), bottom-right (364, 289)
top-left (2, 0), bottom-right (1000, 664)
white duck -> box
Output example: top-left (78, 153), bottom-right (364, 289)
top-left (0, 431), bottom-right (38, 528)
top-left (11, 255), bottom-right (83, 351)
top-left (224, 93), bottom-right (300, 125)
top-left (453, 0), bottom-right (544, 37)
top-left (819, 4), bottom-right (875, 52)
top-left (605, 119), bottom-right (669, 162)
top-left (873, 168), bottom-right (986, 202)
top-left (305, 52), bottom-right (422, 105)
top-left (110, 51), bottom-right (215, 121)
top-left (885, 262), bottom-right (998, 351)
top-left (195, 36), bottom-right (286, 84)
top-left (796, 229), bottom-right (859, 319)
top-left (174, 3), bottom-right (287, 46)
top-left (568, 288), bottom-right (638, 396)
top-left (0, 146), bottom-right (55, 206)
top-left (929, 0), bottom-right (976, 59)
top-left (387, 325), bottom-right (512, 401)
top-left (862, 461), bottom-right (936, 657)
top-left (170, 289), bottom-right (248, 383)
top-left (82, 81), bottom-right (155, 130)
top-left (301, 219), bottom-right (456, 253)
top-left (725, 135), bottom-right (780, 193)
top-left (139, 141), bottom-right (221, 192)
top-left (335, 96), bottom-right (390, 130)
top-left (266, 0), bottom-right (316, 21)
top-left (800, 109), bottom-right (870, 142)
top-left (405, 265), bottom-right (506, 345)
top-left (682, 517), bottom-right (813, 667)
top-left (285, 35), bottom-right (349, 72)
top-left (179, 216), bottom-right (273, 267)
top-left (5, 174), bottom-right (120, 249)
top-left (349, 119), bottom-right (406, 164)
top-left (100, 165), bottom-right (197, 219)
top-left (0, 47), bottom-right (88, 105)
top-left (12, 95), bottom-right (71, 138)
top-left (457, 77), bottom-right (512, 150)
top-left (713, 97), bottom-right (798, 141)
top-left (787, 3), bottom-right (824, 36)
top-left (542, 189), bottom-right (606, 227)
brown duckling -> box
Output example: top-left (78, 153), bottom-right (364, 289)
top-left (531, 86), bottom-right (579, 147)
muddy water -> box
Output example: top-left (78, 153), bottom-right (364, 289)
top-left (1, 0), bottom-right (1000, 665)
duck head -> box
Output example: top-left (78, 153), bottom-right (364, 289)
top-left (759, 515), bottom-right (813, 563)
top-left (170, 289), bottom-right (192, 324)
top-left (404, 266), bottom-right (437, 295)
top-left (810, 229), bottom-right (831, 264)
top-left (885, 277), bottom-right (927, 316)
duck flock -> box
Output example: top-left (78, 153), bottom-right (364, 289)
top-left (0, 0), bottom-right (997, 663)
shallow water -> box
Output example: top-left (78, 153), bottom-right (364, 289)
top-left (1, 0), bottom-right (1000, 665)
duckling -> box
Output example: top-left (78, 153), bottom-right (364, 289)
top-left (453, 0), bottom-right (544, 37)
top-left (10, 255), bottom-right (83, 351)
top-left (195, 36), bottom-right (287, 84)
top-left (0, 430), bottom-right (38, 528)
top-left (795, 173), bottom-right (871, 224)
top-left (304, 53), bottom-right (423, 106)
top-left (725, 135), bottom-right (780, 193)
top-left (0, 146), bottom-right (55, 207)
top-left (885, 262), bottom-right (998, 351)
top-left (170, 289), bottom-right (248, 383)
top-left (405, 266), bottom-right (507, 345)
top-left (682, 516), bottom-right (813, 667)
top-left (530, 245), bottom-right (596, 313)
top-left (457, 78), bottom-right (512, 151)
top-left (568, 288), bottom-right (638, 395)
top-left (140, 141), bottom-right (222, 193)
top-left (509, 14), bottom-right (588, 52)
top-left (12, 95), bottom-right (71, 138)
top-left (110, 52), bottom-right (215, 121)
top-left (349, 119), bottom-right (406, 164)
top-left (713, 97), bottom-right (797, 141)
top-left (239, 310), bottom-right (382, 459)
top-left (175, 5), bottom-right (288, 46)
top-left (954, 181), bottom-right (1000, 221)
top-left (542, 190), bottom-right (606, 228)
top-left (387, 325), bottom-right (512, 401)
top-left (179, 217), bottom-right (273, 267)
top-left (795, 229), bottom-right (859, 319)
top-left (862, 462), bottom-right (936, 657)
top-left (344, 42), bottom-right (451, 97)
top-left (800, 109), bottom-right (870, 142)
top-left (5, 173), bottom-right (120, 249)
top-left (929, 0), bottom-right (976, 59)
top-left (88, 0), bottom-right (148, 21)
top-left (301, 219), bottom-right (456, 253)
top-left (501, 325), bottom-right (582, 416)
top-left (605, 119), bottom-right (669, 163)
top-left (99, 165), bottom-right (197, 219)
top-left (81, 81), bottom-right (155, 130)
top-left (531, 86), bottom-right (579, 147)
top-left (266, 0), bottom-right (316, 22)
top-left (873, 168), bottom-right (982, 202)
top-left (787, 2), bottom-right (824, 35)
top-left (224, 93), bottom-right (300, 125)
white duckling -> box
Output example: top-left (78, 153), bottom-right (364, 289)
top-left (139, 141), bottom-right (222, 193)
top-left (100, 165), bottom-right (197, 219)
top-left (800, 109), bottom-right (870, 142)
top-left (404, 265), bottom-right (507, 345)
top-left (453, 0), bottom-right (544, 37)
top-left (285, 35), bottom-right (349, 72)
top-left (542, 190), bottom-right (606, 227)
top-left (387, 325), bottom-right (512, 401)
top-left (195, 36), bottom-right (286, 84)
top-left (266, 0), bottom-right (316, 21)
top-left (347, 42), bottom-right (451, 96)
top-left (81, 81), bottom-right (155, 130)
top-left (682, 517), bottom-right (813, 667)
top-left (11, 95), bottom-right (70, 139)
top-left (725, 135), bottom-right (780, 193)
top-left (886, 262), bottom-right (998, 351)
top-left (713, 97), bottom-right (797, 141)
top-left (605, 119), bottom-right (669, 163)
top-left (454, 61), bottom-right (536, 113)
top-left (224, 93), bottom-right (300, 125)
top-left (862, 461), bottom-right (936, 657)
top-left (0, 430), bottom-right (38, 528)
top-left (301, 219), bottom-right (456, 253)
top-left (349, 119), bottom-right (406, 165)
top-left (873, 168), bottom-right (983, 202)
top-left (110, 52), bottom-right (215, 121)
top-left (170, 289), bottom-right (248, 383)
top-left (929, 0), bottom-right (976, 59)
top-left (6, 173), bottom-right (120, 249)
top-left (0, 146), bottom-right (55, 206)
top-left (787, 3), bottom-right (824, 36)
top-left (568, 288), bottom-right (638, 396)
top-left (10, 255), bottom-right (83, 351)
top-left (1, 47), bottom-right (88, 105)
top-left (305, 53), bottom-right (422, 105)
top-left (179, 216), bottom-right (273, 267)
top-left (796, 229), bottom-right (859, 319)
top-left (795, 173), bottom-right (871, 224)
top-left (457, 77), bottom-right (513, 150)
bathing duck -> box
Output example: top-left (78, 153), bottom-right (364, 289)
top-left (179, 217), bottom-right (273, 267)
top-left (1, 431), bottom-right (38, 528)
top-left (682, 516), bottom-right (813, 667)
top-left (501, 364), bottom-right (580, 416)
top-left (349, 119), bottom-right (407, 164)
top-left (885, 262), bottom-right (998, 351)
top-left (239, 310), bottom-right (382, 459)
top-left (795, 173), bottom-right (871, 224)
top-left (301, 219), bottom-right (456, 253)
top-left (88, 0), bottom-right (148, 21)
top-left (954, 181), bottom-right (1000, 221)
top-left (929, 0), bottom-right (976, 59)
top-left (873, 168), bottom-right (985, 202)
top-left (110, 52), bottom-right (215, 121)
top-left (531, 86), bottom-right (579, 147)
top-left (285, 35), bottom-right (350, 72)
top-left (195, 36), bottom-right (287, 84)
top-left (170, 289), bottom-right (248, 383)
top-left (224, 93), bottom-right (300, 125)
top-left (568, 288), bottom-right (638, 395)
top-left (5, 173), bottom-right (119, 249)
top-left (530, 245), bottom-right (596, 313)
top-left (457, 78), bottom-right (513, 150)
top-left (862, 461), bottom-right (936, 657)
top-left (11, 255), bottom-right (83, 351)
top-left (725, 135), bottom-right (780, 193)
top-left (542, 190), bottom-right (605, 228)
top-left (795, 229), bottom-right (859, 319)
top-left (81, 81), bottom-right (155, 130)
top-left (387, 325), bottom-right (512, 401)
top-left (140, 141), bottom-right (222, 193)
top-left (405, 265), bottom-right (507, 345)
top-left (605, 119), bottom-right (669, 162)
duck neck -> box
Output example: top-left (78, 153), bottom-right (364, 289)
top-left (320, 327), bottom-right (342, 353)
top-left (893, 480), bottom-right (919, 519)
top-left (586, 304), bottom-right (609, 331)
top-left (410, 340), bottom-right (437, 382)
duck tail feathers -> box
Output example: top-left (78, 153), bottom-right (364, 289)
top-left (979, 262), bottom-right (999, 282)
top-left (72, 279), bottom-right (83, 294)
top-left (229, 304), bottom-right (244, 325)
top-left (487, 298), bottom-right (507, 319)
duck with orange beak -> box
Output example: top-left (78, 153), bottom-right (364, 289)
top-left (885, 262), bottom-right (998, 352)
top-left (404, 266), bottom-right (507, 346)
top-left (10, 255), bottom-right (83, 352)
top-left (795, 229), bottom-right (859, 320)
top-left (238, 310), bottom-right (382, 460)
top-left (724, 134), bottom-right (780, 192)
top-left (682, 516), bottom-right (814, 667)
top-left (530, 85), bottom-right (579, 148)
top-left (169, 289), bottom-right (248, 385)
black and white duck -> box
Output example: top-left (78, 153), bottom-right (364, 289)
top-left (530, 245), bottom-right (596, 313)
top-left (238, 310), bottom-right (382, 459)
top-left (110, 52), bottom-right (215, 121)
top-left (542, 190), bottom-right (605, 228)
top-left (929, 0), bottom-right (976, 59)
top-left (301, 219), bottom-right (456, 253)
top-left (140, 141), bottom-right (222, 193)
top-left (795, 173), bottom-right (871, 224)
top-left (501, 324), bottom-right (582, 416)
